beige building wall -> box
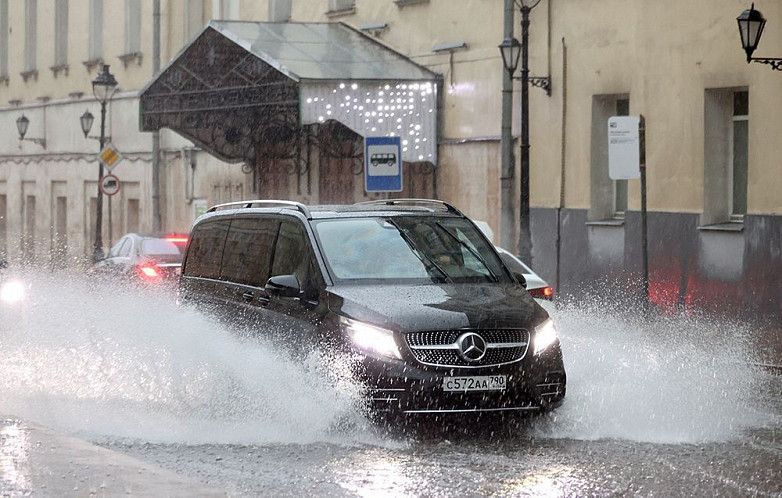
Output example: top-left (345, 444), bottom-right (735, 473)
top-left (1, 0), bottom-right (780, 264)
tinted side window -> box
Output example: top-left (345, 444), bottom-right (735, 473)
top-left (220, 217), bottom-right (279, 286)
top-left (271, 220), bottom-right (312, 284)
top-left (184, 219), bottom-right (230, 279)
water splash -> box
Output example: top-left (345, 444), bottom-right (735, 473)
top-left (535, 302), bottom-right (777, 443)
top-left (0, 270), bottom-right (372, 445)
top-left (0, 270), bottom-right (775, 446)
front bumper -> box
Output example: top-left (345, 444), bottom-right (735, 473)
top-left (355, 343), bottom-right (566, 415)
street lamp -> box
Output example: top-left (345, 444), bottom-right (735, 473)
top-left (89, 64), bottom-right (118, 262)
top-left (15, 114), bottom-right (47, 148)
top-left (499, 37), bottom-right (521, 75)
top-left (498, 0), bottom-right (550, 262)
top-left (737, 3), bottom-right (782, 70)
top-left (80, 110), bottom-right (94, 138)
top-left (16, 115), bottom-right (29, 139)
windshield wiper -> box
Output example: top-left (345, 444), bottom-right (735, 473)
top-left (434, 221), bottom-right (500, 283)
top-left (386, 218), bottom-right (453, 283)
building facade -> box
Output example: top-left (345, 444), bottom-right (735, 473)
top-left (0, 0), bottom-right (779, 316)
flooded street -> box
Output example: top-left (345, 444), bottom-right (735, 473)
top-left (106, 426), bottom-right (782, 496)
top-left (1, 272), bottom-right (780, 496)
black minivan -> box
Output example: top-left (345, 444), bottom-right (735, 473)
top-left (180, 199), bottom-right (565, 416)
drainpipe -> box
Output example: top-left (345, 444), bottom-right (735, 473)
top-left (500, 0), bottom-right (516, 250)
top-left (151, 0), bottom-right (162, 233)
top-left (555, 37), bottom-right (567, 296)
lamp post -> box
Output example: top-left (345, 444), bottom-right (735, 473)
top-left (88, 64), bottom-right (118, 261)
top-left (737, 3), bottom-right (782, 70)
top-left (498, 0), bottom-right (549, 262)
top-left (499, 30), bottom-right (520, 251)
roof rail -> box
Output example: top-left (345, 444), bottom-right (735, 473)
top-left (206, 200), bottom-right (312, 219)
top-left (354, 198), bottom-right (464, 216)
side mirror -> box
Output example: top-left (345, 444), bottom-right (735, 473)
top-left (513, 271), bottom-right (527, 289)
top-left (265, 274), bottom-right (301, 298)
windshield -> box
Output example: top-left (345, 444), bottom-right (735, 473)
top-left (141, 239), bottom-right (183, 261)
top-left (314, 216), bottom-right (510, 284)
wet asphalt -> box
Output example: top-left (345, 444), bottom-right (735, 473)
top-left (106, 420), bottom-right (782, 496)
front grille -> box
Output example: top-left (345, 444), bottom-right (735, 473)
top-left (405, 329), bottom-right (529, 368)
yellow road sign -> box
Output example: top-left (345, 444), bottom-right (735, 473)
top-left (99, 144), bottom-right (122, 170)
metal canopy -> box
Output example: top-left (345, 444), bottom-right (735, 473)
top-left (140, 21), bottom-right (438, 164)
top-left (210, 21), bottom-right (436, 82)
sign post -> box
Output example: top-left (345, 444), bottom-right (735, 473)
top-left (364, 136), bottom-right (403, 193)
top-left (98, 143), bottom-right (123, 171)
top-left (100, 174), bottom-right (121, 246)
top-left (608, 115), bottom-right (648, 308)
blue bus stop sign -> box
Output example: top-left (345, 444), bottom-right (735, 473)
top-left (364, 136), bottom-right (403, 193)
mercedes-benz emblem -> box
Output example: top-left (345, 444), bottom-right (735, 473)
top-left (457, 332), bottom-right (487, 362)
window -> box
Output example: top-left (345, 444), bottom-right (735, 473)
top-left (52, 195), bottom-right (67, 263)
top-left (313, 217), bottom-right (508, 283)
top-left (271, 221), bottom-right (312, 284)
top-left (269, 0), bottom-right (291, 22)
top-left (124, 0), bottom-right (141, 54)
top-left (703, 88), bottom-right (749, 226)
top-left (184, 0), bottom-right (204, 41)
top-left (731, 91), bottom-right (749, 217)
top-left (590, 93), bottom-right (630, 221)
top-left (184, 219), bottom-right (230, 279)
top-left (220, 218), bottom-right (279, 286)
top-left (0, 0), bottom-right (8, 79)
top-left (89, 0), bottom-right (103, 61)
top-left (24, 0), bottom-right (37, 72)
top-left (118, 238), bottom-right (132, 257)
top-left (213, 0), bottom-right (239, 19)
top-left (22, 195), bottom-right (36, 262)
top-left (328, 0), bottom-right (355, 12)
top-left (108, 238), bottom-right (124, 258)
top-left (54, 0), bottom-right (68, 67)
top-left (126, 198), bottom-right (139, 233)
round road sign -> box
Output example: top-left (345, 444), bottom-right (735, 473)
top-left (100, 174), bottom-right (121, 196)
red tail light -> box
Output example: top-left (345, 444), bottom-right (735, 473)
top-left (163, 233), bottom-right (190, 251)
top-left (137, 263), bottom-right (161, 282)
top-left (529, 286), bottom-right (554, 300)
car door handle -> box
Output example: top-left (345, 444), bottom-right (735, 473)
top-left (241, 291), bottom-right (254, 303)
top-left (258, 294), bottom-right (271, 306)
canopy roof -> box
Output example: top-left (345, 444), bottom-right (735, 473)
top-left (140, 21), bottom-right (438, 164)
top-left (209, 21), bottom-right (436, 82)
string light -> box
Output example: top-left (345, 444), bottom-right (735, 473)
top-left (301, 81), bottom-right (437, 162)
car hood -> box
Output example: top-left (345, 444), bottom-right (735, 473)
top-left (327, 283), bottom-right (548, 333)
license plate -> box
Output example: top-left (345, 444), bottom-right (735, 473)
top-left (442, 375), bottom-right (507, 392)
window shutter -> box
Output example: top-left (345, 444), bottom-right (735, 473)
top-left (89, 0), bottom-right (103, 60)
top-left (55, 0), bottom-right (68, 66)
top-left (25, 0), bottom-right (37, 71)
top-left (125, 0), bottom-right (141, 53)
top-left (0, 0), bottom-right (8, 77)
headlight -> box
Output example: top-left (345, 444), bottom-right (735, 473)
top-left (340, 316), bottom-right (402, 360)
top-left (533, 318), bottom-right (558, 355)
top-left (0, 280), bottom-right (26, 305)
